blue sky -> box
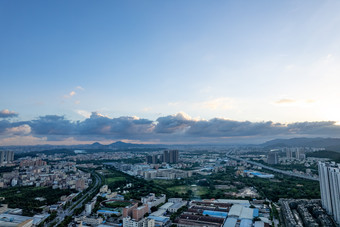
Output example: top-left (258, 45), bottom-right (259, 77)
top-left (1, 1), bottom-right (340, 145)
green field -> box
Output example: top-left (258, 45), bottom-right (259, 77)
top-left (106, 177), bottom-right (126, 184)
top-left (103, 171), bottom-right (128, 191)
top-left (152, 179), bottom-right (174, 186)
top-left (105, 201), bottom-right (131, 208)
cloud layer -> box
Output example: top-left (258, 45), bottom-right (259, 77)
top-left (0, 109), bottom-right (18, 118)
top-left (2, 111), bottom-right (340, 145)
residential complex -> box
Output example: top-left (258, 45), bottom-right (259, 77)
top-left (146, 150), bottom-right (179, 164)
top-left (0, 159), bottom-right (91, 190)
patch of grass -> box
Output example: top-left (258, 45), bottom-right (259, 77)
top-left (106, 177), bottom-right (125, 184)
top-left (105, 201), bottom-right (132, 208)
top-left (192, 186), bottom-right (209, 196)
top-left (152, 179), bottom-right (174, 186)
top-left (168, 185), bottom-right (188, 193)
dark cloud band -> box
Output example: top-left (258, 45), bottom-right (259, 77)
top-left (1, 112), bottom-right (340, 143)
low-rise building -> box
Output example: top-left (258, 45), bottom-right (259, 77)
top-left (168, 202), bottom-right (186, 213)
top-left (123, 216), bottom-right (155, 227)
top-left (141, 193), bottom-right (166, 211)
top-left (0, 214), bottom-right (34, 227)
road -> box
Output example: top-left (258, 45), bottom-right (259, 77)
top-left (226, 155), bottom-right (319, 181)
top-left (45, 170), bottom-right (102, 226)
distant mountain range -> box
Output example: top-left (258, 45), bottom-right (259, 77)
top-left (0, 141), bottom-right (166, 153)
top-left (89, 141), bottom-right (161, 149)
top-left (3, 137), bottom-right (340, 153)
top-left (261, 137), bottom-right (340, 151)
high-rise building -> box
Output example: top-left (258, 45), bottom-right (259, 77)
top-left (147, 151), bottom-right (179, 165)
top-left (0, 151), bottom-right (4, 165)
top-left (158, 154), bottom-right (164, 163)
top-left (285, 148), bottom-right (292, 159)
top-left (163, 150), bottom-right (170, 163)
top-left (0, 151), bottom-right (14, 164)
top-left (267, 152), bottom-right (278, 164)
top-left (9, 151), bottom-right (14, 162)
top-left (146, 154), bottom-right (164, 164)
top-left (295, 148), bottom-right (305, 160)
top-left (169, 150), bottom-right (179, 164)
top-left (318, 162), bottom-right (340, 224)
top-left (146, 156), bottom-right (153, 164)
top-left (151, 155), bottom-right (158, 164)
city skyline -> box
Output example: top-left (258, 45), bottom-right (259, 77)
top-left (2, 1), bottom-right (340, 145)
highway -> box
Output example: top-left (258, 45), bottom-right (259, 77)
top-left (45, 170), bottom-right (102, 226)
top-left (226, 155), bottom-right (319, 181)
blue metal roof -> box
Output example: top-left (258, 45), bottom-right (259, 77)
top-left (148, 216), bottom-right (169, 223)
top-left (251, 172), bottom-right (262, 176)
top-left (97, 210), bottom-right (120, 214)
top-left (240, 219), bottom-right (252, 227)
top-left (203, 210), bottom-right (228, 218)
top-left (223, 217), bottom-right (237, 227)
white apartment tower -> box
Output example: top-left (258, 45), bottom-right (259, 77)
top-left (318, 161), bottom-right (340, 224)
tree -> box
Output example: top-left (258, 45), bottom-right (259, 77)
top-left (151, 206), bottom-right (158, 212)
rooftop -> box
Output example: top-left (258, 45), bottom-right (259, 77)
top-left (169, 202), bottom-right (184, 209)
top-left (160, 202), bottom-right (174, 210)
top-left (203, 210), bottom-right (228, 218)
top-left (148, 215), bottom-right (169, 223)
top-left (0, 214), bottom-right (33, 224)
top-left (223, 217), bottom-right (237, 227)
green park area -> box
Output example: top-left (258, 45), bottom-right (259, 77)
top-left (102, 164), bottom-right (320, 203)
top-left (101, 170), bottom-right (128, 190)
top-left (168, 185), bottom-right (208, 197)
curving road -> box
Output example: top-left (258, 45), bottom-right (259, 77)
top-left (45, 170), bottom-right (102, 226)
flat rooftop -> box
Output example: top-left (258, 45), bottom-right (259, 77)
top-left (160, 202), bottom-right (174, 210)
top-left (169, 202), bottom-right (184, 209)
top-left (0, 214), bottom-right (33, 224)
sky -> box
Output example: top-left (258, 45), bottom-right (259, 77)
top-left (2, 1), bottom-right (340, 145)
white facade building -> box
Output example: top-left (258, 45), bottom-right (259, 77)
top-left (318, 161), bottom-right (340, 224)
top-left (123, 216), bottom-right (155, 227)
top-left (85, 203), bottom-right (92, 215)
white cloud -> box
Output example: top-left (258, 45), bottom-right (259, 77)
top-left (0, 109), bottom-right (18, 118)
top-left (0, 135), bottom-right (47, 146)
top-left (76, 86), bottom-right (85, 90)
top-left (76, 110), bottom-right (91, 118)
top-left (64, 91), bottom-right (76, 99)
top-left (5, 124), bottom-right (31, 135)
top-left (274, 98), bottom-right (317, 106)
